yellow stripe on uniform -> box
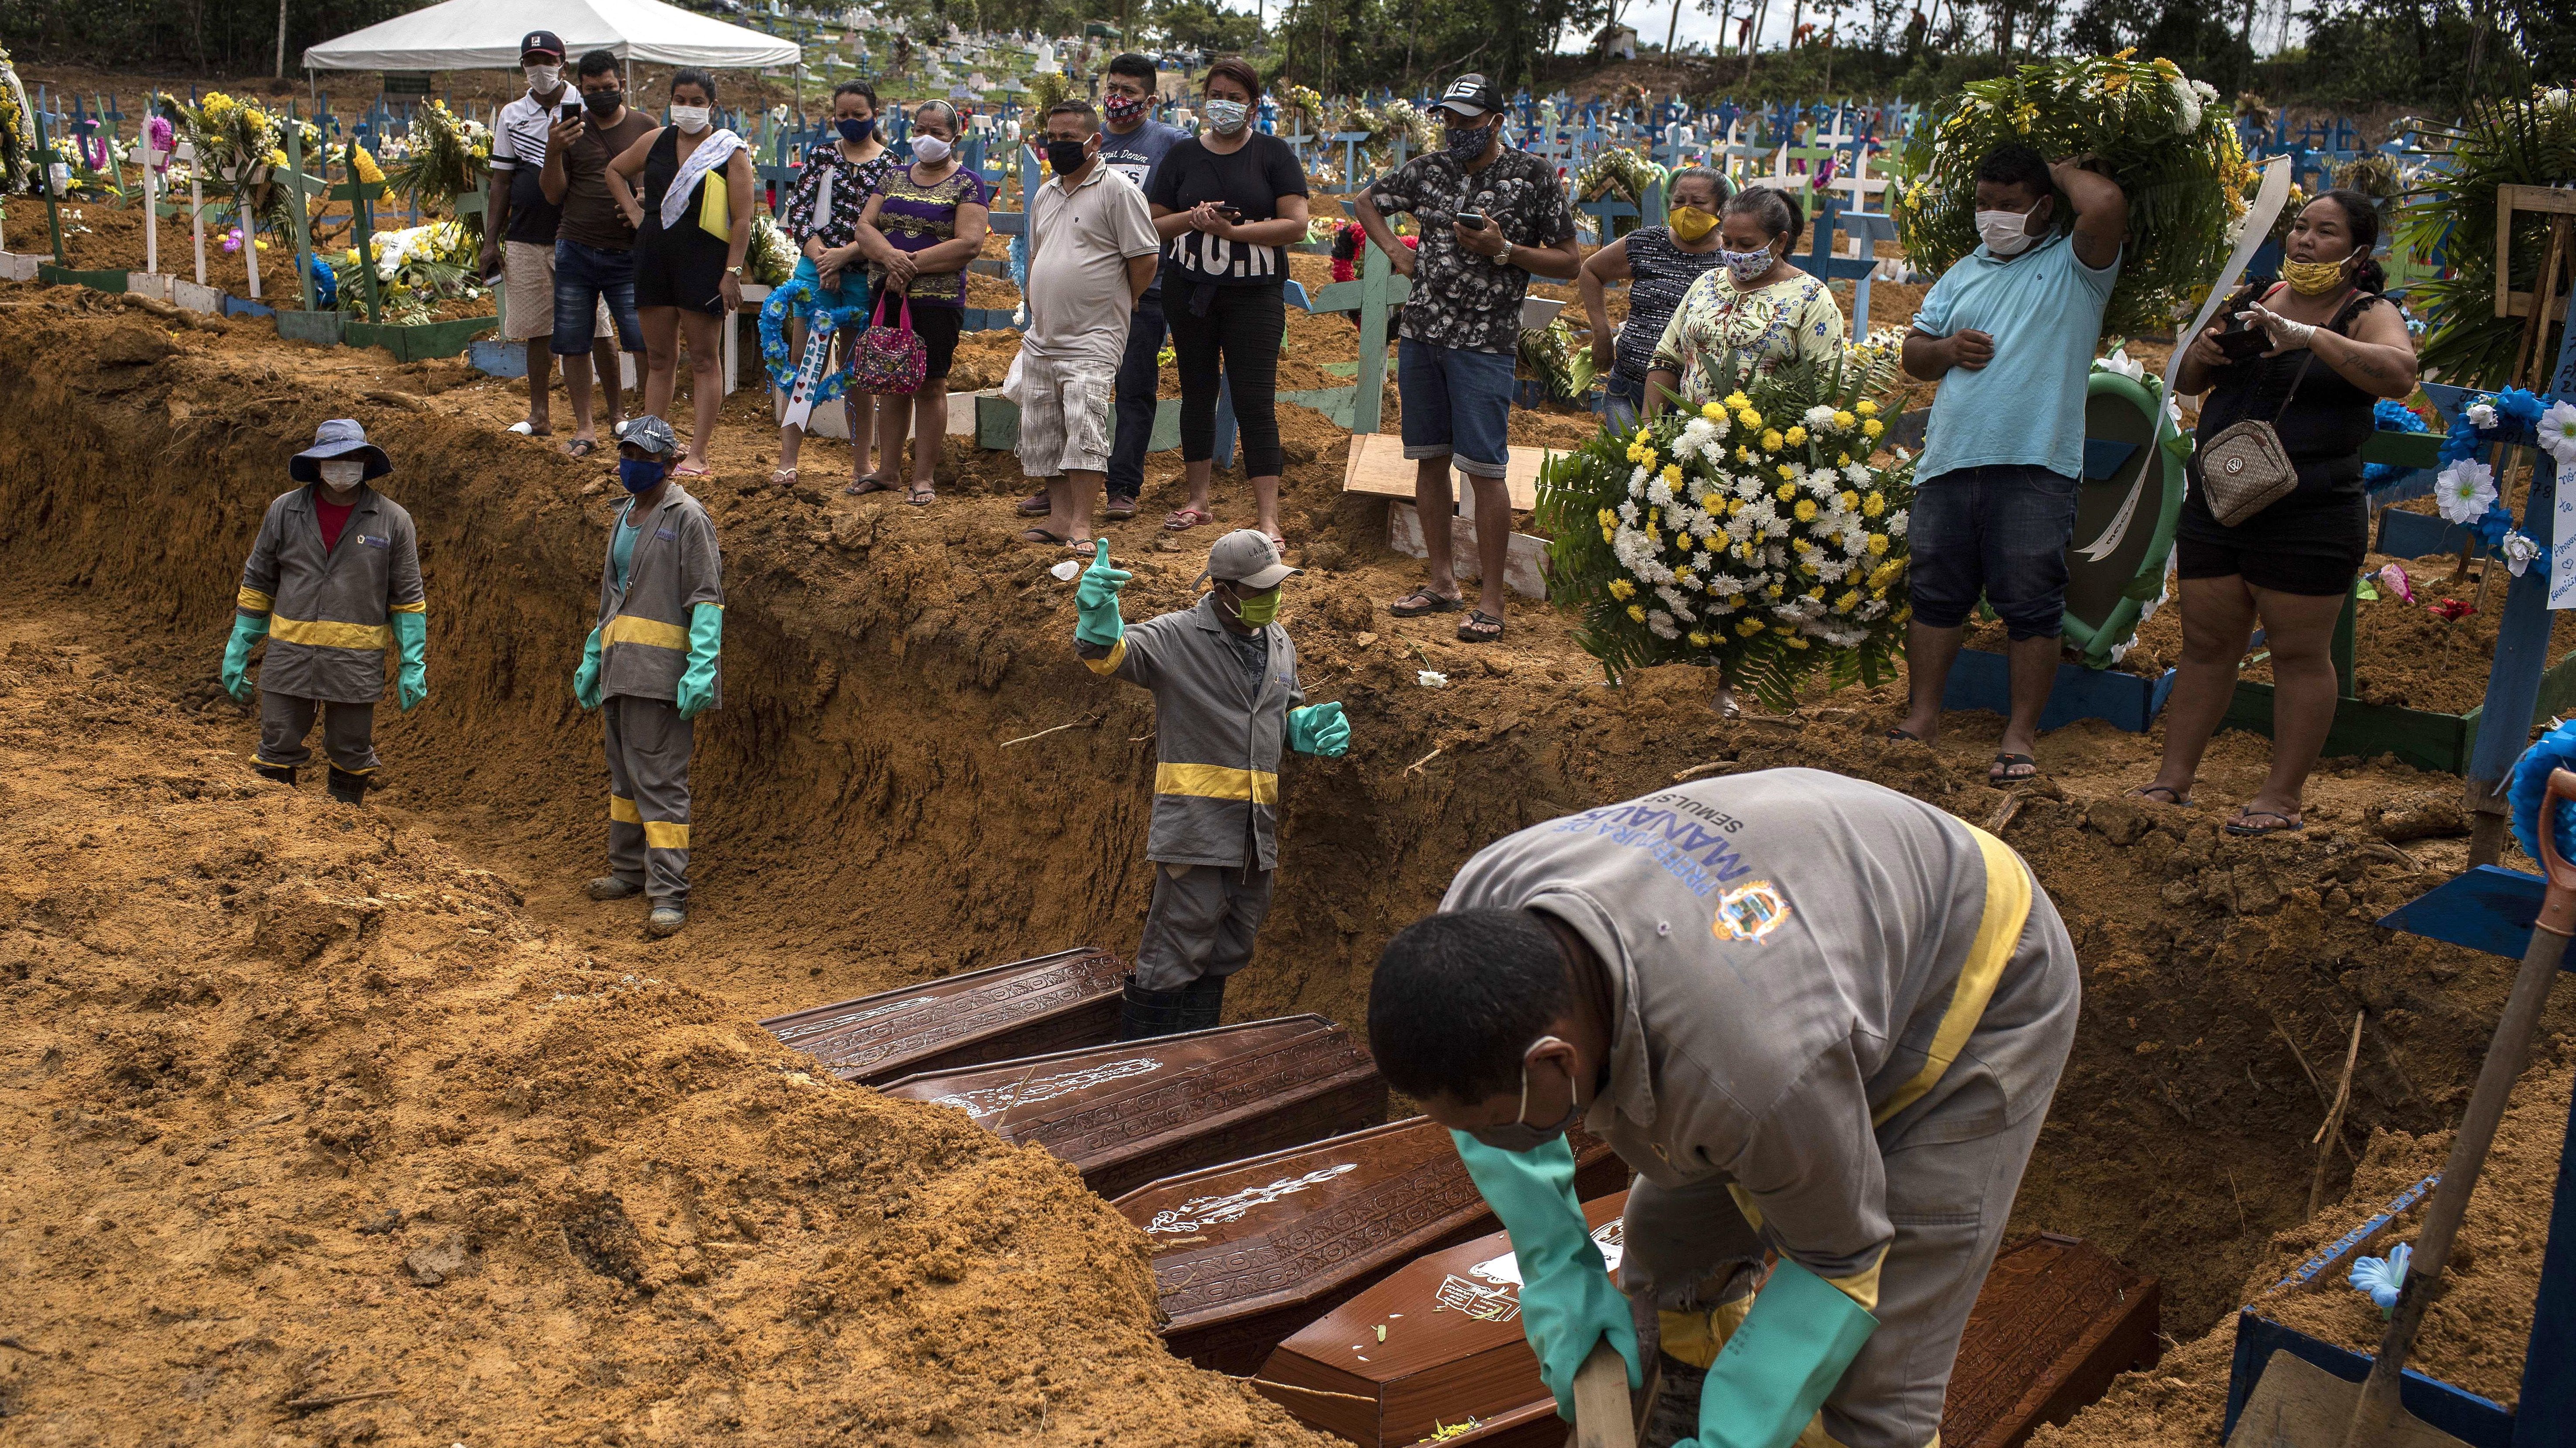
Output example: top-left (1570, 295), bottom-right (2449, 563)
top-left (1873, 824), bottom-right (2032, 1128)
top-left (1823, 1247), bottom-right (1886, 1313)
top-left (389, 600), bottom-right (426, 614)
top-left (1086, 637), bottom-right (1128, 676)
top-left (269, 616), bottom-right (391, 649)
top-left (642, 820), bottom-right (691, 849)
top-left (1154, 762), bottom-right (1279, 803)
top-left (600, 614), bottom-right (689, 651)
top-left (236, 587), bottom-right (274, 612)
top-left (610, 794), bottom-right (641, 824)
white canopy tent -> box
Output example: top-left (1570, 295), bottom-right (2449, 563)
top-left (302, 0), bottom-right (800, 72)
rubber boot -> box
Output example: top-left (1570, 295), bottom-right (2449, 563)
top-left (586, 876), bottom-right (645, 901)
top-left (646, 900), bottom-right (686, 937)
top-left (326, 766), bottom-right (369, 806)
top-left (1115, 974), bottom-right (1196, 1041)
top-left (1179, 972), bottom-right (1227, 1033)
top-left (251, 761), bottom-right (298, 786)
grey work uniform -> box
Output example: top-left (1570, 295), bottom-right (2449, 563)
top-left (1078, 594), bottom-right (1303, 991)
top-left (1442, 769), bottom-right (2079, 1448)
top-left (593, 484), bottom-right (723, 903)
top-left (236, 484), bottom-right (425, 777)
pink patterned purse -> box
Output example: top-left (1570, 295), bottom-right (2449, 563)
top-left (846, 292), bottom-right (928, 395)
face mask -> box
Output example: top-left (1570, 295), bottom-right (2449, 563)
top-left (909, 133), bottom-right (952, 165)
top-left (1975, 206), bottom-right (2040, 256)
top-left (1204, 98), bottom-right (1250, 134)
top-left (319, 460), bottom-right (366, 488)
top-left (1717, 245), bottom-right (1773, 283)
top-left (668, 104), bottom-right (712, 134)
top-left (1668, 206), bottom-right (1718, 242)
top-left (836, 117), bottom-right (875, 144)
top-left (524, 64), bottom-right (562, 92)
top-left (618, 457), bottom-right (667, 494)
top-left (2281, 254), bottom-right (2353, 295)
top-left (1104, 93), bottom-right (1150, 124)
top-left (1443, 120), bottom-right (1491, 161)
top-left (583, 89), bottom-right (623, 117)
top-left (1465, 1038), bottom-right (1583, 1152)
top-left (1227, 587), bottom-right (1280, 627)
top-left (1044, 138), bottom-right (1092, 177)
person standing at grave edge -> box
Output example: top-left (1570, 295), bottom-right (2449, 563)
top-left (1353, 73), bottom-right (1580, 647)
top-left (480, 30), bottom-right (625, 442)
top-left (1070, 531), bottom-right (1350, 1039)
top-left (540, 50), bottom-right (657, 461)
top-left (222, 420), bottom-right (428, 808)
top-left (1891, 144), bottom-right (2127, 784)
top-left (1366, 769), bottom-right (2078, 1448)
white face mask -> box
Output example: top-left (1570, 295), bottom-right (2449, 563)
top-left (910, 133), bottom-right (952, 165)
top-left (1204, 98), bottom-right (1250, 134)
top-left (669, 104), bottom-right (712, 134)
top-left (524, 63), bottom-right (562, 92)
top-left (319, 460), bottom-right (366, 488)
top-left (1974, 206), bottom-right (2040, 257)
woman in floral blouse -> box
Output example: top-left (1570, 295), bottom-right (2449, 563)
top-left (775, 81), bottom-right (895, 488)
top-left (1644, 185), bottom-right (1845, 418)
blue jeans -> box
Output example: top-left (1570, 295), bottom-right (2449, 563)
top-left (552, 240), bottom-right (644, 356)
top-left (1905, 464), bottom-right (2082, 640)
top-left (1107, 293), bottom-right (1167, 501)
top-left (1397, 338), bottom-right (1515, 479)
top-left (1602, 371), bottom-right (1646, 432)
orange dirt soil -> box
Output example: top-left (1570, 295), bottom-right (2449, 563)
top-left (0, 281), bottom-right (2565, 1445)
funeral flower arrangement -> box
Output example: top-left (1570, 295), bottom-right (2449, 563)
top-left (1535, 343), bottom-right (1915, 707)
top-left (334, 219), bottom-right (480, 323)
top-left (1889, 49), bottom-right (2253, 336)
top-left (380, 100), bottom-right (492, 219)
top-left (0, 46), bottom-right (35, 194)
top-left (175, 91), bottom-right (324, 236)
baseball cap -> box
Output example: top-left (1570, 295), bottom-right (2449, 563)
top-left (519, 30), bottom-right (566, 60)
top-left (1436, 73), bottom-right (1502, 120)
top-left (1198, 528), bottom-right (1302, 590)
top-left (615, 415), bottom-right (681, 457)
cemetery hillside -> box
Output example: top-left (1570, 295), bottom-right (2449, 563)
top-left (0, 4), bottom-right (2571, 1448)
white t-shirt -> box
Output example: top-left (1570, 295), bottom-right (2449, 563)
top-left (1022, 164), bottom-right (1161, 366)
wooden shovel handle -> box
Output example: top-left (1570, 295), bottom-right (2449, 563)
top-left (1570, 1340), bottom-right (1638, 1448)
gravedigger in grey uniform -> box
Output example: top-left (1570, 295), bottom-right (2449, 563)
top-left (223, 419), bottom-right (428, 805)
top-left (1367, 769), bottom-right (2081, 1448)
top-left (1072, 530), bottom-right (1352, 1038)
top-left (572, 416), bottom-right (724, 939)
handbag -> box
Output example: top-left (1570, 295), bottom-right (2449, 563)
top-left (2193, 343), bottom-right (2318, 527)
top-left (846, 291), bottom-right (928, 396)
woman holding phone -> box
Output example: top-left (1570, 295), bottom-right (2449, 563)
top-left (1145, 59), bottom-right (1310, 546)
top-left (2134, 188), bottom-right (2418, 835)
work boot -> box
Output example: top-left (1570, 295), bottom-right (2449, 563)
top-left (326, 766), bottom-right (369, 806)
top-left (1178, 972), bottom-right (1227, 1032)
top-left (645, 901), bottom-right (686, 937)
top-left (585, 876), bottom-right (645, 901)
top-left (251, 761), bottom-right (298, 786)
top-left (1115, 974), bottom-right (1195, 1040)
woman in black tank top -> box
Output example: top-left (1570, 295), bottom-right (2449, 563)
top-left (606, 68), bottom-right (753, 476)
top-left (2136, 189), bottom-right (2421, 837)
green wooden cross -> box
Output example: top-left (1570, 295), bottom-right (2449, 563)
top-left (332, 136), bottom-right (390, 324)
top-left (28, 105), bottom-right (65, 267)
top-left (278, 106), bottom-right (326, 313)
top-left (1305, 237), bottom-right (1411, 434)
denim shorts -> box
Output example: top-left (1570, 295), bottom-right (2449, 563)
top-left (1397, 338), bottom-right (1515, 479)
top-left (1602, 371), bottom-right (1646, 432)
top-left (788, 253), bottom-right (869, 318)
top-left (552, 240), bottom-right (644, 356)
top-left (1905, 464), bottom-right (2082, 640)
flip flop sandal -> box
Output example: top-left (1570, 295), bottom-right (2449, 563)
top-left (1987, 752), bottom-right (2041, 784)
top-left (846, 474), bottom-right (895, 495)
top-left (673, 463), bottom-right (714, 479)
top-left (1066, 537), bottom-right (1096, 554)
top-left (564, 438), bottom-right (599, 458)
top-left (1164, 506), bottom-right (1217, 532)
top-left (1389, 587), bottom-right (1465, 618)
top-left (1016, 491), bottom-right (1053, 517)
top-left (1456, 610), bottom-right (1505, 644)
top-left (1265, 532), bottom-right (1289, 553)
top-left (2225, 810), bottom-right (2306, 837)
top-left (2129, 784), bottom-right (2194, 806)
top-left (1884, 727), bottom-right (1922, 744)
top-left (906, 484), bottom-right (937, 507)
top-left (770, 467), bottom-right (799, 486)
top-left (1018, 527), bottom-right (1069, 546)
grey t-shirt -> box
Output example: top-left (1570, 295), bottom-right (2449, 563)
top-left (1096, 119), bottom-right (1185, 300)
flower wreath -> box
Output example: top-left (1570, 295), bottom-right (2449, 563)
top-left (2431, 387), bottom-right (2576, 580)
top-left (757, 276), bottom-right (868, 400)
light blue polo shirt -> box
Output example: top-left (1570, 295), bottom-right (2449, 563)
top-left (1909, 231), bottom-right (2120, 483)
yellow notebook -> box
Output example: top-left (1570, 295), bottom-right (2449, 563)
top-left (698, 170), bottom-right (730, 240)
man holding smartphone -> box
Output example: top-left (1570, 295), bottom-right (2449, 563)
top-left (1353, 74), bottom-right (1578, 645)
top-left (540, 50), bottom-right (655, 460)
top-left (482, 31), bottom-right (626, 442)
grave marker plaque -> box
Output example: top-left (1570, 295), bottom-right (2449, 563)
top-left (758, 946), bottom-right (1126, 1084)
top-left (880, 1014), bottom-right (1387, 1199)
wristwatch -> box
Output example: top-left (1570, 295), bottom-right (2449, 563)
top-left (1497, 237), bottom-right (1516, 267)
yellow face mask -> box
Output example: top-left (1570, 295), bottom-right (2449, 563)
top-left (2280, 255), bottom-right (2351, 296)
top-left (1669, 206), bottom-right (1719, 242)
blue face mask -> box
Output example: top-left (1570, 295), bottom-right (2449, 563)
top-left (837, 116), bottom-right (874, 143)
top-left (619, 457), bottom-right (667, 494)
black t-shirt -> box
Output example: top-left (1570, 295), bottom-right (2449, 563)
top-left (1148, 133), bottom-right (1308, 288)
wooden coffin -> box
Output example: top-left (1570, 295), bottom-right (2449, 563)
top-left (1115, 1117), bottom-right (1633, 1374)
top-left (757, 946), bottom-right (1126, 1085)
top-left (879, 1014), bottom-right (1387, 1199)
top-left (1257, 1191), bottom-right (1631, 1448)
top-left (1942, 1233), bottom-right (2161, 1448)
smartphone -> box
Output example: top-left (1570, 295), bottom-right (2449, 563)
top-left (560, 100), bottom-right (583, 124)
top-left (1457, 210), bottom-right (1489, 230)
top-left (1215, 204), bottom-right (1243, 223)
top-left (2215, 317), bottom-right (2268, 361)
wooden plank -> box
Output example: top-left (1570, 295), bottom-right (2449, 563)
top-left (2219, 680), bottom-right (2470, 774)
top-left (2495, 185), bottom-right (2576, 320)
top-left (1341, 431), bottom-right (1548, 512)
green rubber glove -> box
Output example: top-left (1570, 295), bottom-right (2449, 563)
top-left (1075, 539), bottom-right (1130, 648)
top-left (1452, 1130), bottom-right (1642, 1420)
top-left (1683, 1258), bottom-right (1879, 1448)
top-left (572, 627), bottom-right (603, 711)
top-left (675, 603), bottom-right (723, 720)
top-left (391, 611), bottom-right (428, 712)
top-left (1287, 701), bottom-right (1350, 757)
top-left (221, 614), bottom-right (268, 704)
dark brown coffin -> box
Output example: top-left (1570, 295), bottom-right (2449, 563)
top-left (1258, 1216), bottom-right (2159, 1448)
top-left (757, 946), bottom-right (1126, 1085)
top-left (1115, 1117), bottom-right (1632, 1374)
top-left (878, 1014), bottom-right (1388, 1199)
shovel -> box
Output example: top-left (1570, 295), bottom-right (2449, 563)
top-left (2227, 764), bottom-right (2576, 1448)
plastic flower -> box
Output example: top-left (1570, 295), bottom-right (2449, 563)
top-left (2539, 399), bottom-right (2576, 467)
top-left (2377, 561), bottom-right (2416, 603)
top-left (2502, 531), bottom-right (2543, 578)
top-left (2350, 1244), bottom-right (2410, 1317)
top-left (2466, 401), bottom-right (2498, 430)
top-left (2435, 460), bottom-right (2497, 525)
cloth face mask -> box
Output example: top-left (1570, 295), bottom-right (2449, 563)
top-left (2281, 254), bottom-right (2353, 295)
top-left (319, 460), bottom-right (366, 488)
top-left (1044, 138), bottom-right (1092, 176)
top-left (583, 89), bottom-right (623, 117)
top-left (524, 64), bottom-right (561, 92)
top-left (668, 105), bottom-right (712, 134)
top-left (619, 458), bottom-right (666, 494)
top-left (1975, 207), bottom-right (2040, 256)
top-left (1204, 98), bottom-right (1250, 134)
top-left (1717, 246), bottom-right (1773, 282)
top-left (1104, 93), bottom-right (1150, 124)
top-left (909, 134), bottom-right (952, 165)
top-left (1668, 206), bottom-right (1718, 242)
top-left (1443, 121), bottom-right (1491, 161)
top-left (836, 117), bottom-right (874, 144)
